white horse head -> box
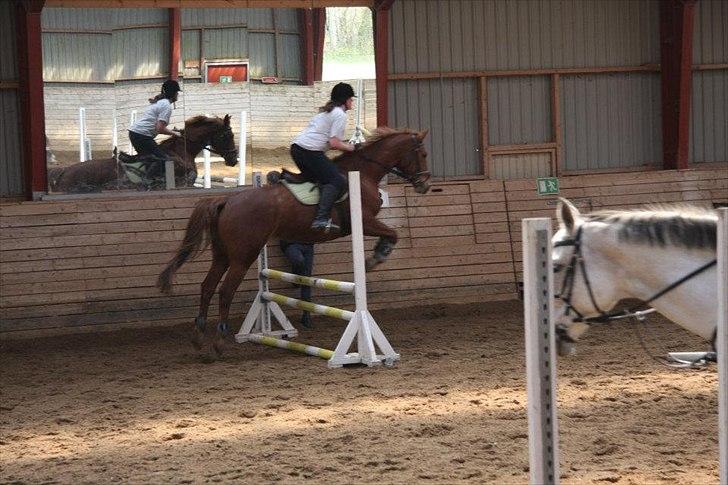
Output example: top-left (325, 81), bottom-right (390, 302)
top-left (552, 198), bottom-right (718, 355)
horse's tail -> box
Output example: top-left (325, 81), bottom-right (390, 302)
top-left (157, 196), bottom-right (228, 294)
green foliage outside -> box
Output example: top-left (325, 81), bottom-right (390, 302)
top-left (324, 7), bottom-right (374, 65)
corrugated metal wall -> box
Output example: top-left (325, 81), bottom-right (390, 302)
top-left (41, 7), bottom-right (303, 83)
top-left (42, 8), bottom-right (168, 83)
top-left (388, 0), bottom-right (665, 178)
top-left (0, 1), bottom-right (24, 198)
top-left (181, 8), bottom-right (302, 82)
top-left (690, 0), bottom-right (728, 163)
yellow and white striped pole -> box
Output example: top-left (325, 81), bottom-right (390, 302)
top-left (262, 291), bottom-right (354, 321)
top-left (261, 269), bottom-right (355, 293)
top-left (248, 335), bottom-right (333, 360)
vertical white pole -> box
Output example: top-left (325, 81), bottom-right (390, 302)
top-left (238, 110), bottom-right (247, 186)
top-left (253, 171), bottom-right (271, 334)
top-left (348, 171), bottom-right (367, 312)
top-left (78, 107), bottom-right (86, 162)
top-left (112, 109), bottom-right (118, 151)
top-left (203, 149), bottom-right (212, 189)
top-left (129, 110), bottom-right (137, 154)
top-left (717, 208), bottom-right (728, 485)
top-left (523, 218), bottom-right (560, 485)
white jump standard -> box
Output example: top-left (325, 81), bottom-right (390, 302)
top-left (235, 171), bottom-right (400, 368)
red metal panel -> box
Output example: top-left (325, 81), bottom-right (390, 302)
top-left (16, 0), bottom-right (46, 199)
top-left (300, 9), bottom-right (314, 86)
top-left (313, 8), bottom-right (325, 82)
top-left (207, 65), bottom-right (248, 83)
top-left (373, 5), bottom-right (390, 127)
top-left (169, 8), bottom-right (181, 80)
top-left (659, 0), bottom-right (696, 170)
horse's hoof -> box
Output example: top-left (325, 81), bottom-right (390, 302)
top-left (365, 257), bottom-right (379, 271)
top-left (212, 336), bottom-right (227, 358)
top-left (190, 327), bottom-right (205, 351)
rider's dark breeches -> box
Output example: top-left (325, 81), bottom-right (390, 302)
top-left (129, 131), bottom-right (166, 177)
top-left (290, 144), bottom-right (347, 194)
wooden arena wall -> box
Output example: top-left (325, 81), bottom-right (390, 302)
top-left (1, 167), bottom-right (726, 334)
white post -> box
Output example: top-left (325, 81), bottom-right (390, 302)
top-left (238, 110), bottom-right (247, 186)
top-left (78, 107), bottom-right (87, 162)
top-left (203, 149), bottom-right (212, 189)
top-left (349, 171), bottom-right (367, 312)
top-left (523, 218), bottom-right (560, 485)
top-left (112, 109), bottom-right (118, 152)
top-left (349, 80), bottom-right (366, 145)
top-left (717, 208), bottom-right (728, 485)
top-left (128, 110), bottom-right (137, 154)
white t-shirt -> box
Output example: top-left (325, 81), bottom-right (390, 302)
top-left (293, 106), bottom-right (347, 151)
top-left (129, 99), bottom-right (173, 138)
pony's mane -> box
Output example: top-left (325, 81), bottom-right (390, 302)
top-left (362, 127), bottom-right (416, 147)
top-left (585, 205), bottom-right (717, 250)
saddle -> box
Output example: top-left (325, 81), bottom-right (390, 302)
top-left (116, 150), bottom-right (166, 185)
top-left (266, 169), bottom-right (348, 206)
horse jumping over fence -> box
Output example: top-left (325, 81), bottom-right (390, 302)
top-left (552, 198), bottom-right (719, 354)
top-left (157, 128), bottom-right (431, 359)
top-left (49, 115), bottom-right (239, 193)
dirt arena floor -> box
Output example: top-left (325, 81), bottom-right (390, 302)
top-left (0, 301), bottom-right (720, 484)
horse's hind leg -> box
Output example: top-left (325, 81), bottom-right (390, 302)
top-left (212, 253), bottom-right (258, 358)
top-left (192, 251), bottom-right (229, 350)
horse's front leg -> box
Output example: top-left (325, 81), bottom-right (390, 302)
top-left (362, 218), bottom-right (398, 270)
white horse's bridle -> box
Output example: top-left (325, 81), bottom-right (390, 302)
top-left (554, 225), bottom-right (718, 345)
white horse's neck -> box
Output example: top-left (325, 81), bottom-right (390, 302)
top-left (588, 224), bottom-right (717, 340)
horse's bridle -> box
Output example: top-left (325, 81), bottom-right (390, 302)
top-left (554, 225), bottom-right (717, 341)
top-left (361, 134), bottom-right (431, 189)
top-left (204, 128), bottom-right (238, 161)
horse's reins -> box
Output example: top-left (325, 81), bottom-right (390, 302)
top-left (554, 225), bottom-right (717, 367)
top-left (357, 135), bottom-right (431, 188)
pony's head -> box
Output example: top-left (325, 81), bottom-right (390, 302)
top-left (359, 128), bottom-right (432, 194)
top-left (551, 198), bottom-right (621, 355)
top-left (185, 114), bottom-right (238, 167)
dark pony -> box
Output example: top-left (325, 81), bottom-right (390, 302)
top-left (50, 115), bottom-right (238, 193)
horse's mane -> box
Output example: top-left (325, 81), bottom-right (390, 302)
top-left (585, 205), bottom-right (717, 250)
top-left (158, 115), bottom-right (224, 148)
top-left (361, 127), bottom-right (416, 147)
top-left (331, 127), bottom-right (416, 164)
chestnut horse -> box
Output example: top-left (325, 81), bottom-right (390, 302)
top-left (157, 128), bottom-right (431, 358)
top-left (49, 115), bottom-right (239, 193)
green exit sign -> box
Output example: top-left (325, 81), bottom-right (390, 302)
top-left (537, 177), bottom-right (559, 195)
top-left (219, 76), bottom-right (233, 83)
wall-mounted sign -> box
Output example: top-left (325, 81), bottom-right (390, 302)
top-left (261, 77), bottom-right (280, 84)
top-left (537, 177), bottom-right (559, 195)
top-left (219, 76), bottom-right (233, 83)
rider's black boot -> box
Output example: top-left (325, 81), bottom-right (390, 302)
top-left (310, 184), bottom-right (341, 233)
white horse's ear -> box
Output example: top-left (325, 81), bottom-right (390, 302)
top-left (557, 197), bottom-right (580, 232)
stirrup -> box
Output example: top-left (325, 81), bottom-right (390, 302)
top-left (310, 218), bottom-right (340, 233)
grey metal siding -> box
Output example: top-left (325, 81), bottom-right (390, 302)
top-left (203, 28), bottom-right (248, 61)
top-left (389, 0), bottom-right (660, 74)
top-left (487, 76), bottom-right (552, 145)
top-left (389, 0), bottom-right (663, 177)
top-left (249, 33), bottom-right (276, 78)
top-left (1, 1), bottom-right (24, 198)
top-left (182, 8), bottom-right (248, 28)
top-left (560, 73), bottom-right (662, 171)
top-left (278, 34), bottom-right (303, 80)
top-left (693, 0), bottom-right (728, 65)
top-left (114, 28), bottom-right (169, 80)
top-left (43, 32), bottom-right (114, 82)
top-left (690, 0), bottom-right (728, 164)
top-left (389, 79), bottom-right (480, 178)
top-left (42, 8), bottom-right (168, 83)
top-left (690, 70), bottom-right (728, 163)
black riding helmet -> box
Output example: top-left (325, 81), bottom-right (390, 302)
top-left (161, 79), bottom-right (182, 98)
top-left (331, 82), bottom-right (356, 105)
